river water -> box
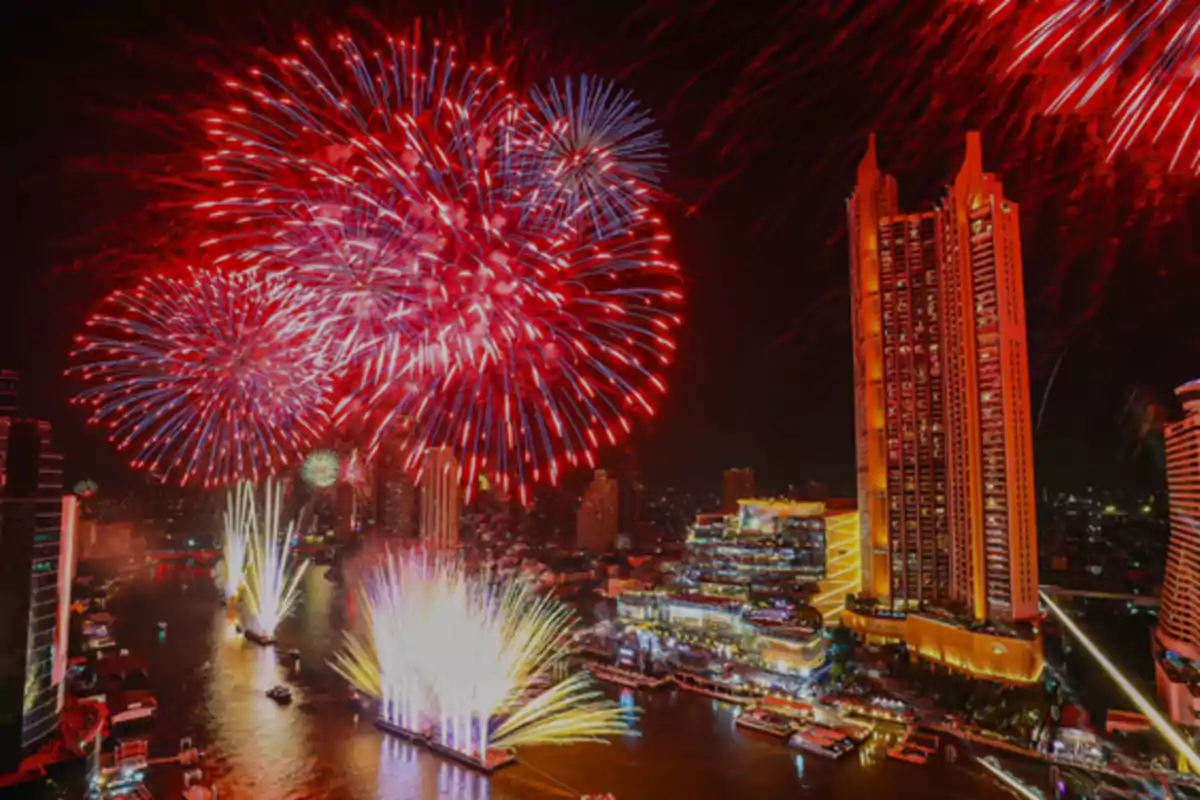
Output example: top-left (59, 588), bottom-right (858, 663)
top-left (106, 564), bottom-right (1019, 799)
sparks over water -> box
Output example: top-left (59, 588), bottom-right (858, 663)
top-left (220, 482), bottom-right (255, 602)
top-left (331, 548), bottom-right (633, 762)
top-left (243, 479), bottom-right (310, 641)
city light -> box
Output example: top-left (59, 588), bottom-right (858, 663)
top-left (243, 480), bottom-right (309, 642)
top-left (219, 482), bottom-right (254, 602)
top-left (1040, 590), bottom-right (1200, 772)
top-left (331, 549), bottom-right (633, 766)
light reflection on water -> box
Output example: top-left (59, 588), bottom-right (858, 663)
top-left (110, 565), bottom-right (1016, 800)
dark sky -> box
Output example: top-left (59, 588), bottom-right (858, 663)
top-left (1, 0), bottom-right (1197, 499)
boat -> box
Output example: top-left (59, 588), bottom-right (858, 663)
top-left (584, 662), bottom-right (673, 690)
top-left (375, 718), bottom-right (517, 773)
top-left (827, 717), bottom-right (875, 743)
top-left (735, 708), bottom-right (796, 738)
top-left (85, 633), bottom-right (117, 652)
top-left (888, 743), bottom-right (930, 764)
top-left (671, 671), bottom-right (761, 705)
top-left (888, 727), bottom-right (937, 764)
top-left (909, 731), bottom-right (940, 754)
top-left (788, 726), bottom-right (856, 759)
top-left (244, 628), bottom-right (276, 646)
top-left (759, 695), bottom-right (814, 721)
top-left (110, 693), bottom-right (159, 726)
top-left (266, 685), bottom-right (293, 704)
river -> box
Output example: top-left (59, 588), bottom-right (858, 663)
top-left (104, 564), bottom-right (1021, 799)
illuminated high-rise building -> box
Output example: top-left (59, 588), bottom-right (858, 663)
top-left (1155, 380), bottom-right (1200, 722)
top-left (846, 135), bottom-right (1041, 680)
top-left (577, 469), bottom-right (619, 552)
top-left (0, 372), bottom-right (68, 771)
top-left (940, 134), bottom-right (1039, 623)
top-left (419, 446), bottom-right (460, 550)
top-left (722, 468), bottom-right (756, 513)
top-left (848, 135), bottom-right (897, 602)
top-left (1158, 381), bottom-right (1200, 659)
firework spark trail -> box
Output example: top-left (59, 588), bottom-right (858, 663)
top-left (977, 0), bottom-right (1200, 174)
top-left (220, 482), bottom-right (255, 601)
top-left (516, 74), bottom-right (666, 235)
top-left (191, 32), bottom-right (681, 502)
top-left (69, 268), bottom-right (334, 487)
top-left (330, 549), bottom-right (633, 759)
top-left (243, 479), bottom-right (310, 639)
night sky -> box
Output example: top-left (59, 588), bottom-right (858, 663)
top-left (1, 0), bottom-right (1197, 499)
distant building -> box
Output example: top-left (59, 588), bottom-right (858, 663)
top-left (1154, 380), bottom-right (1200, 723)
top-left (722, 468), bottom-right (755, 513)
top-left (419, 447), bottom-right (460, 550)
top-left (0, 372), bottom-right (69, 772)
top-left (617, 476), bottom-right (641, 551)
top-left (577, 470), bottom-right (619, 552)
top-left (375, 426), bottom-right (417, 540)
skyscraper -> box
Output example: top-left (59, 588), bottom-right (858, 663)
top-left (940, 134), bottom-right (1039, 623)
top-left (375, 426), bottom-right (418, 540)
top-left (419, 446), bottom-right (460, 550)
top-left (0, 372), bottom-right (68, 771)
top-left (1158, 380), bottom-right (1200, 659)
top-left (846, 135), bottom-right (1041, 682)
top-left (1155, 379), bottom-right (1200, 722)
top-left (722, 468), bottom-right (756, 513)
top-left (577, 469), bottom-right (619, 552)
top-left (847, 135), bottom-right (896, 601)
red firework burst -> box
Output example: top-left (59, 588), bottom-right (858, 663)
top-left (70, 268), bottom-right (335, 487)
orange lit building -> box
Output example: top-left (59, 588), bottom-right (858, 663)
top-left (1154, 380), bottom-right (1200, 724)
top-left (419, 446), bottom-right (461, 550)
top-left (846, 134), bottom-right (1041, 682)
top-left (940, 134), bottom-right (1039, 624)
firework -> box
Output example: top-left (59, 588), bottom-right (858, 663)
top-left (977, 0), bottom-right (1200, 174)
top-left (242, 479), bottom-right (310, 642)
top-left (220, 482), bottom-right (255, 601)
top-left (301, 449), bottom-right (340, 489)
top-left (245, 192), bottom-right (430, 371)
top-left (331, 549), bottom-right (632, 765)
top-left (354, 208), bottom-right (682, 505)
top-left (515, 75), bottom-right (665, 235)
top-left (194, 33), bottom-right (680, 502)
top-left (70, 269), bottom-right (333, 487)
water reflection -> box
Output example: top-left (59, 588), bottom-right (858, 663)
top-left (374, 737), bottom-right (494, 800)
top-left (206, 614), bottom-right (312, 791)
top-left (110, 566), bottom-right (1015, 800)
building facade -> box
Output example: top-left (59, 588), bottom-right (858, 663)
top-left (1154, 380), bottom-right (1200, 723)
top-left (846, 135), bottom-right (1041, 681)
top-left (0, 373), bottom-right (68, 771)
top-left (375, 429), bottom-right (418, 540)
top-left (722, 468), bottom-right (756, 513)
top-left (940, 134), bottom-right (1039, 623)
top-left (419, 447), bottom-right (460, 550)
top-left (578, 469), bottom-right (619, 552)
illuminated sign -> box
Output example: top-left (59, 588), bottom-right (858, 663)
top-left (737, 500), bottom-right (824, 535)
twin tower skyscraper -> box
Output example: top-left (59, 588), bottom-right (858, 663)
top-left (848, 133), bottom-right (1039, 629)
